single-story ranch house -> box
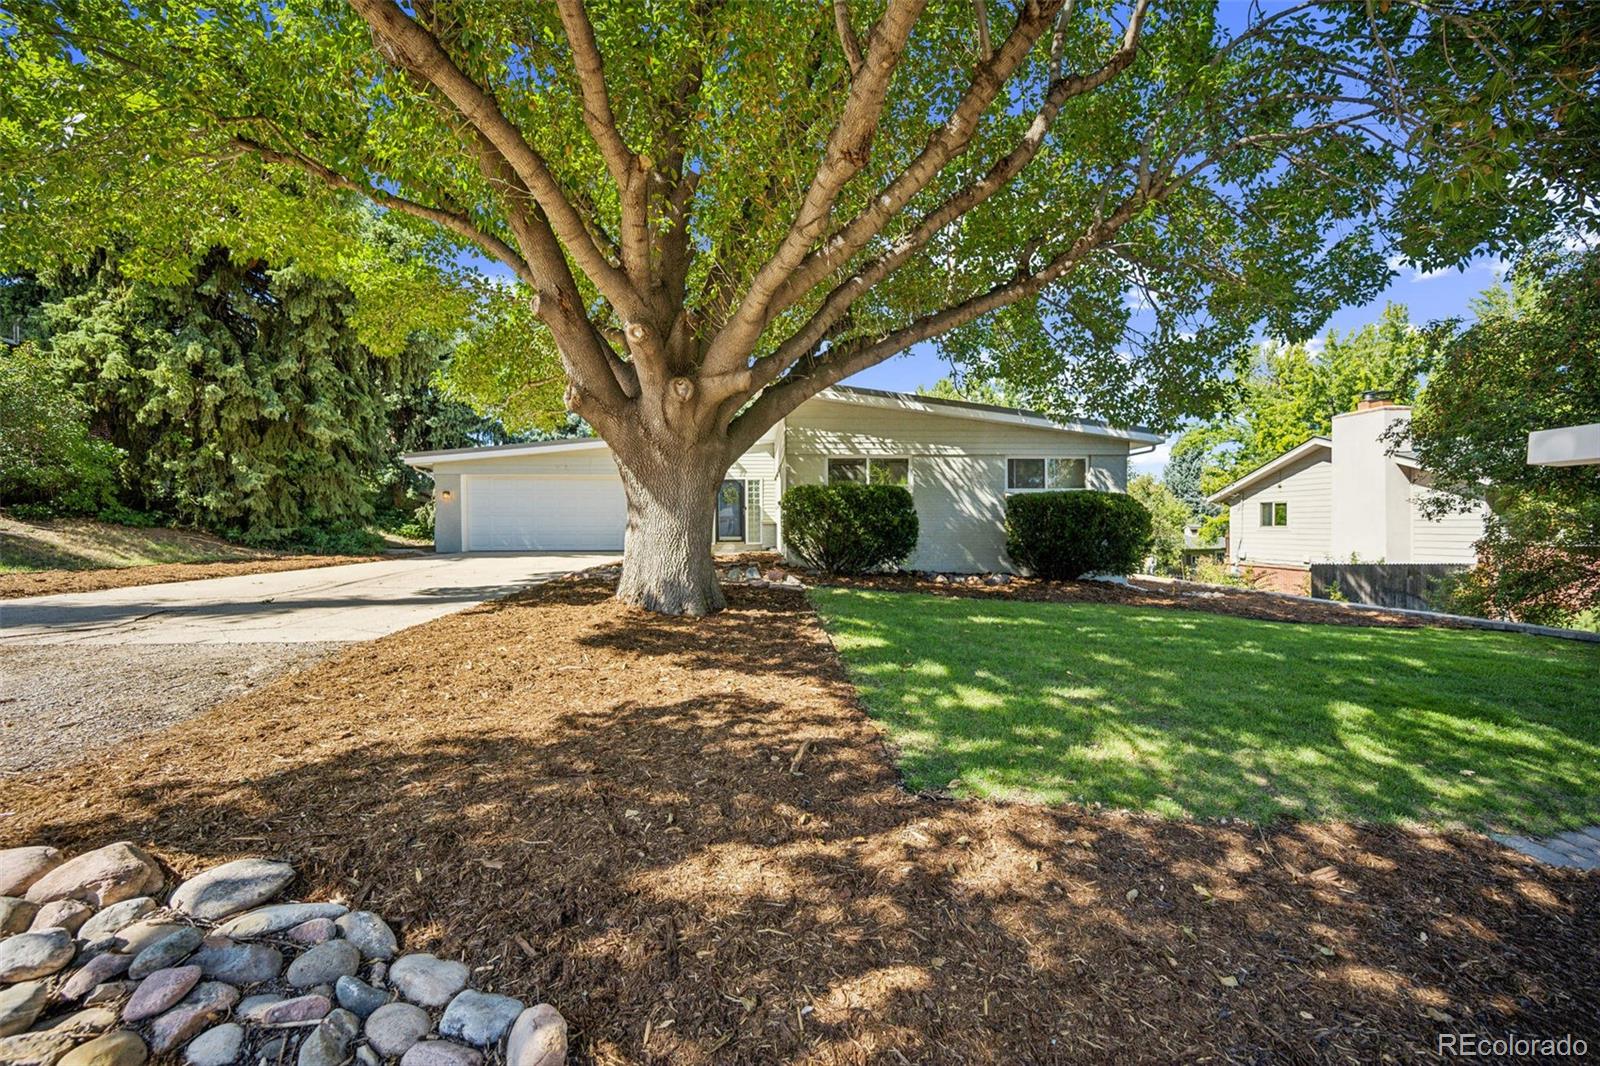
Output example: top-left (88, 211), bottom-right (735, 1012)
top-left (1206, 392), bottom-right (1489, 592)
top-left (405, 385), bottom-right (1162, 573)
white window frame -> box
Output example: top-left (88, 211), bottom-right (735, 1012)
top-left (1006, 456), bottom-right (1089, 492)
top-left (825, 456), bottom-right (913, 489)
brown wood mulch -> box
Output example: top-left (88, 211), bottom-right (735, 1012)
top-left (719, 553), bottom-right (1474, 631)
top-left (2, 579), bottom-right (1593, 1064)
top-left (0, 556), bottom-right (384, 600)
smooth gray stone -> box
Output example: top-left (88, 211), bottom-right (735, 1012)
top-left (364, 1003), bottom-right (431, 1058)
top-left (216, 904), bottom-right (347, 941)
top-left (0, 898), bottom-right (39, 936)
top-left (333, 913), bottom-right (397, 962)
top-left (387, 955), bottom-right (467, 1008)
top-left (297, 1009), bottom-right (359, 1066)
top-left (190, 938), bottom-right (284, 986)
top-left (334, 976), bottom-right (388, 1020)
top-left (0, 981), bottom-right (47, 1037)
top-left (129, 927), bottom-right (202, 979)
top-left (170, 860), bottom-right (296, 922)
top-left (437, 990), bottom-right (524, 1048)
top-left (505, 1005), bottom-right (566, 1066)
top-left (0, 928), bottom-right (75, 983)
top-left (285, 941), bottom-right (359, 989)
top-left (183, 1023), bottom-right (244, 1066)
top-left (77, 899), bottom-right (157, 944)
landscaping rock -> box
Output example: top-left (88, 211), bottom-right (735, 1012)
top-left (0, 981), bottom-right (47, 1037)
top-left (241, 995), bottom-right (330, 1026)
top-left (147, 982), bottom-right (240, 1056)
top-left (234, 994), bottom-right (283, 1017)
top-left (387, 955), bottom-right (467, 1008)
top-left (57, 1030), bottom-right (147, 1066)
top-left (333, 976), bottom-right (388, 1020)
top-left (254, 1039), bottom-right (286, 1066)
top-left (285, 941), bottom-right (359, 989)
top-left (28, 900), bottom-right (93, 936)
top-left (58, 953), bottom-right (134, 1003)
top-left (190, 938), bottom-right (283, 986)
top-left (0, 1029), bottom-right (77, 1065)
top-left (76, 900), bottom-right (157, 944)
top-left (93, 920), bottom-right (188, 960)
top-left (24, 844), bottom-right (162, 908)
top-left (355, 1045), bottom-right (380, 1066)
top-left (0, 898), bottom-right (39, 936)
top-left (43, 1008), bottom-right (117, 1037)
top-left (128, 927), bottom-right (202, 979)
top-left (217, 904), bottom-right (347, 940)
top-left (82, 983), bottom-right (136, 1009)
top-left (438, 990), bottom-right (523, 1048)
top-left (0, 929), bottom-right (75, 983)
top-left (364, 1002), bottom-right (431, 1058)
top-left (334, 912), bottom-right (397, 961)
top-left (182, 1023), bottom-right (243, 1066)
top-left (170, 860), bottom-right (296, 922)
top-left (284, 919), bottom-right (336, 946)
top-left (122, 965), bottom-right (203, 1023)
top-left (505, 1005), bottom-right (566, 1066)
top-left (0, 850), bottom-right (63, 899)
top-left (297, 1009), bottom-right (359, 1066)
top-left (399, 1041), bottom-right (482, 1066)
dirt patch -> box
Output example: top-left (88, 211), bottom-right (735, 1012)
top-left (0, 555), bottom-right (382, 599)
top-left (0, 642), bottom-right (348, 775)
top-left (2, 579), bottom-right (1593, 1063)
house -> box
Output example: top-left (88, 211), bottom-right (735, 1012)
top-left (404, 385), bottom-right (1162, 573)
top-left (1205, 392), bottom-right (1489, 593)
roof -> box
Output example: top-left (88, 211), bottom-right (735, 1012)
top-left (1205, 437), bottom-right (1332, 504)
top-left (403, 385), bottom-right (1163, 467)
top-left (818, 385), bottom-right (1165, 442)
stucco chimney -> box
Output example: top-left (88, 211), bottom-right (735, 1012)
top-left (1331, 400), bottom-right (1412, 561)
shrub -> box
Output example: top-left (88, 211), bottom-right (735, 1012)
top-left (0, 341), bottom-right (122, 515)
top-left (1005, 490), bottom-right (1152, 580)
top-left (781, 482), bottom-right (918, 574)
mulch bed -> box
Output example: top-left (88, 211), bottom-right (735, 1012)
top-left (719, 552), bottom-right (1475, 630)
top-left (0, 555), bottom-right (383, 599)
top-left (2, 578), bottom-right (1594, 1063)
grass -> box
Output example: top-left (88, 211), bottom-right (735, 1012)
top-left (812, 587), bottom-right (1600, 833)
top-left (0, 512), bottom-right (273, 573)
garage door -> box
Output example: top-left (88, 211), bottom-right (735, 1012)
top-left (462, 475), bottom-right (627, 551)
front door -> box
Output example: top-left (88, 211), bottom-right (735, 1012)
top-left (716, 479), bottom-right (745, 541)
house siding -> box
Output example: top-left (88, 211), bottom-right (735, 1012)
top-left (1409, 486), bottom-right (1487, 564)
top-left (782, 397), bottom-right (1135, 572)
top-left (1225, 452), bottom-right (1334, 567)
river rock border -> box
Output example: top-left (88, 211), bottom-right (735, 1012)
top-left (0, 844), bottom-right (566, 1066)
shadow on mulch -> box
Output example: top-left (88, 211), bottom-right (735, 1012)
top-left (2, 579), bottom-right (1594, 1064)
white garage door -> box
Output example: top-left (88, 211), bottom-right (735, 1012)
top-left (462, 475), bottom-right (627, 551)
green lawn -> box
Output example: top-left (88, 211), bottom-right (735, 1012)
top-left (812, 588), bottom-right (1600, 833)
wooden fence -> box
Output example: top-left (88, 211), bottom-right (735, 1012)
top-left (1309, 563), bottom-right (1469, 612)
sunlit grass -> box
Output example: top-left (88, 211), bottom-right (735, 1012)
top-left (812, 588), bottom-right (1600, 833)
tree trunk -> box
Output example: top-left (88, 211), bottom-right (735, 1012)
top-left (613, 448), bottom-right (728, 616)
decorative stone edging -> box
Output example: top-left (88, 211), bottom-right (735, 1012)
top-left (0, 844), bottom-right (566, 1066)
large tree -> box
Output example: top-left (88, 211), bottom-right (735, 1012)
top-left (1, 0), bottom-right (1587, 612)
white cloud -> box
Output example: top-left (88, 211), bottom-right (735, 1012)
top-left (1130, 437), bottom-right (1173, 478)
top-left (1386, 254), bottom-right (1451, 282)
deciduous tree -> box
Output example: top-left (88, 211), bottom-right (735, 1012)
top-left (1, 0), bottom-right (1585, 612)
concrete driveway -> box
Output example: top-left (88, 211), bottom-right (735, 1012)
top-left (0, 552), bottom-right (616, 774)
top-left (0, 551), bottom-right (617, 645)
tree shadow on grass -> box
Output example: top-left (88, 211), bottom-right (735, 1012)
top-left (2, 581), bottom-right (1596, 1063)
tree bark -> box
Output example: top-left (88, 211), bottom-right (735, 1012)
top-left (613, 445), bottom-right (729, 616)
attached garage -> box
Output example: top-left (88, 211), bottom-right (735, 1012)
top-left (461, 474), bottom-right (626, 551)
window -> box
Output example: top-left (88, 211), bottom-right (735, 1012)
top-left (1259, 501), bottom-right (1289, 527)
top-left (1007, 456), bottom-right (1087, 491)
top-left (827, 457), bottom-right (910, 487)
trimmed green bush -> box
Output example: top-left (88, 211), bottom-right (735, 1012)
top-left (1005, 490), bottom-right (1152, 580)
top-left (781, 482), bottom-right (918, 574)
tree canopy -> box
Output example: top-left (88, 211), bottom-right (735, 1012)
top-left (2, 0), bottom-right (1592, 611)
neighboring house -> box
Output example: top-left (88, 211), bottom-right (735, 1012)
top-left (1181, 524), bottom-right (1225, 570)
top-left (1205, 393), bottom-right (1490, 593)
top-left (404, 385), bottom-right (1161, 573)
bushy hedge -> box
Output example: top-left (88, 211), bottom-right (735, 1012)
top-left (1005, 490), bottom-right (1152, 580)
top-left (781, 483), bottom-right (918, 574)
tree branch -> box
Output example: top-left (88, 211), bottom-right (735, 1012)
top-left (833, 0), bottom-right (865, 77)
